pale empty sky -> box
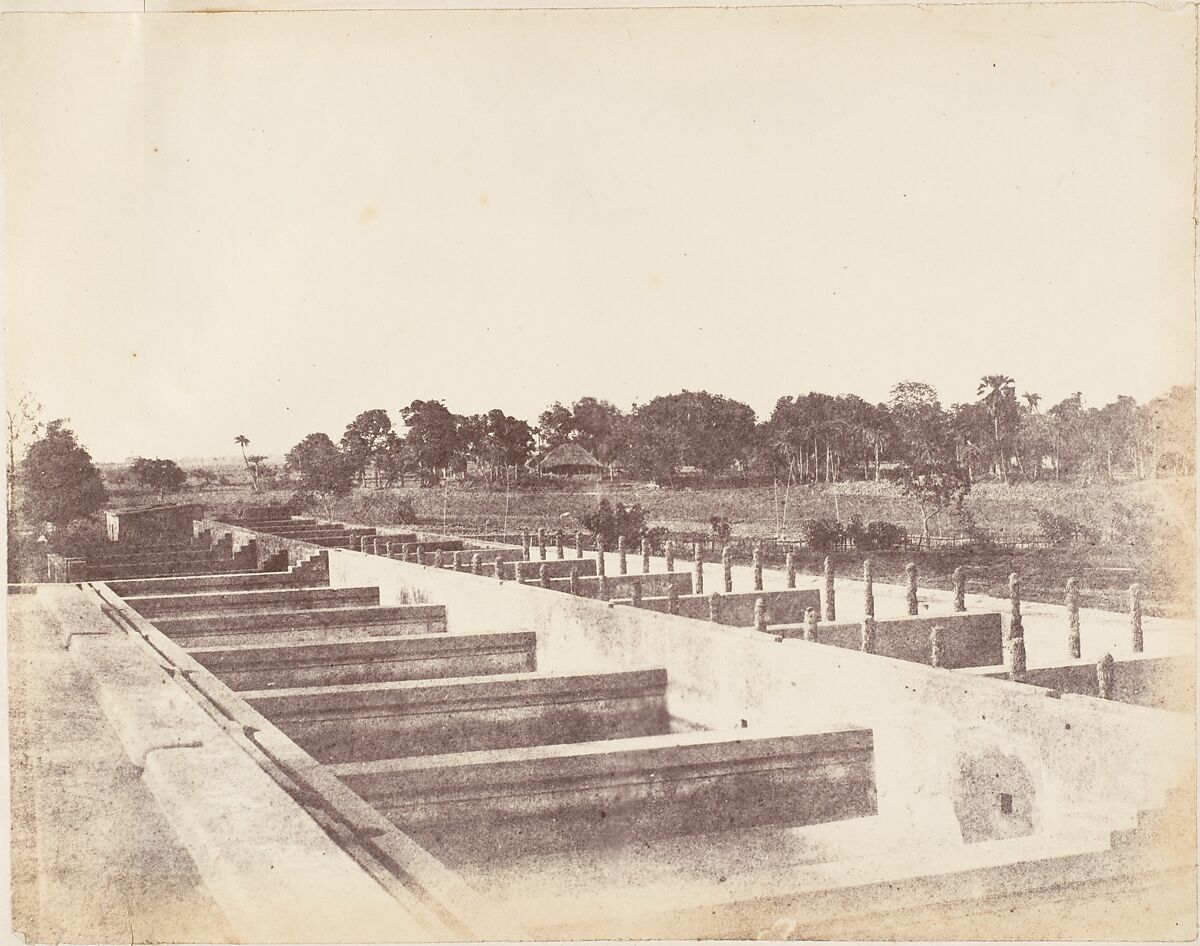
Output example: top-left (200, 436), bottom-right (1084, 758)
top-left (3, 6), bottom-right (1196, 461)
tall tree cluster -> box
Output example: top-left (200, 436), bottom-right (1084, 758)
top-left (280, 380), bottom-right (1194, 491)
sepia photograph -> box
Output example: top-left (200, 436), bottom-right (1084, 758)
top-left (2, 2), bottom-right (1197, 941)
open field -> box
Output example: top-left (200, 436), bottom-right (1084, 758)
top-left (101, 471), bottom-right (1194, 536)
top-left (77, 473), bottom-right (1195, 619)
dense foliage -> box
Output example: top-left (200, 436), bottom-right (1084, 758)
top-left (20, 420), bottom-right (107, 529)
top-left (131, 457), bottom-right (187, 499)
top-left (284, 432), bottom-right (356, 514)
top-left (581, 499), bottom-right (666, 548)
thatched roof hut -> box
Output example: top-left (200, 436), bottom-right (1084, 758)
top-left (539, 444), bottom-right (605, 476)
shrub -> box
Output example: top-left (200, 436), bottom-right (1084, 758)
top-left (799, 517), bottom-right (842, 553)
top-left (1037, 509), bottom-right (1081, 546)
top-left (710, 516), bottom-right (732, 543)
top-left (843, 515), bottom-right (867, 549)
top-left (582, 499), bottom-right (660, 548)
top-left (393, 498), bottom-right (418, 524)
top-left (864, 520), bottom-right (906, 551)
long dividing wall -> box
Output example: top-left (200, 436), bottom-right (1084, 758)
top-left (325, 546), bottom-right (1193, 846)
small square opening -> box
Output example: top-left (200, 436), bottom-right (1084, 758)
top-left (999, 792), bottom-right (1013, 815)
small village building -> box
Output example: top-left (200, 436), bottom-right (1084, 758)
top-left (539, 444), bottom-right (605, 477)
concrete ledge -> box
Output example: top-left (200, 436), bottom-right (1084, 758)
top-left (616, 588), bottom-right (822, 627)
top-left (772, 612), bottom-right (1004, 670)
top-left (512, 558), bottom-right (598, 582)
top-left (80, 549), bottom-right (218, 567)
top-left (105, 570), bottom-right (311, 598)
top-left (962, 653), bottom-right (1196, 713)
top-left (152, 603), bottom-right (449, 647)
top-left (394, 539), bottom-right (465, 555)
top-left (260, 527), bottom-right (371, 539)
top-left (83, 561), bottom-right (257, 582)
top-left (126, 585), bottom-right (380, 618)
top-left (543, 571), bottom-right (694, 599)
top-left (188, 630), bottom-right (538, 690)
top-left (245, 668), bottom-right (671, 763)
top-left (369, 534), bottom-right (419, 553)
top-left (331, 727), bottom-right (877, 860)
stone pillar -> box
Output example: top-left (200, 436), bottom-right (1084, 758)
top-left (596, 537), bottom-right (606, 578)
top-left (930, 625), bottom-right (943, 667)
top-left (568, 563), bottom-right (579, 595)
top-left (495, 555), bottom-right (505, 579)
top-left (556, 530), bottom-right (564, 560)
top-left (598, 574), bottom-right (609, 601)
top-left (537, 527), bottom-right (546, 561)
top-left (861, 617), bottom-right (876, 654)
top-left (539, 563), bottom-right (550, 588)
top-left (453, 550), bottom-right (465, 572)
top-left (1130, 583), bottom-right (1143, 653)
top-left (693, 543), bottom-right (704, 595)
top-left (576, 530), bottom-right (584, 559)
top-left (1066, 578), bottom-right (1081, 659)
top-left (824, 556), bottom-right (836, 621)
top-left (1097, 653), bottom-right (1115, 700)
top-left (722, 545), bottom-right (733, 593)
top-left (905, 562), bottom-right (918, 616)
top-left (434, 549), bottom-right (444, 569)
top-left (708, 592), bottom-right (722, 623)
top-left (1007, 573), bottom-right (1023, 641)
top-left (785, 552), bottom-right (796, 589)
top-left (470, 553), bottom-right (482, 575)
top-left (804, 607), bottom-right (819, 642)
top-left (1005, 635), bottom-right (1027, 676)
top-left (521, 530), bottom-right (531, 560)
top-left (641, 538), bottom-right (650, 574)
top-left (667, 584), bottom-right (679, 615)
top-left (953, 566), bottom-right (966, 612)
top-left (752, 545), bottom-right (763, 591)
top-left (863, 559), bottom-right (874, 619)
top-left (631, 580), bottom-right (642, 608)
top-left (618, 536), bottom-right (627, 575)
top-left (415, 544), bottom-right (426, 566)
top-left (753, 597), bottom-right (767, 632)
top-left (665, 540), bottom-right (675, 573)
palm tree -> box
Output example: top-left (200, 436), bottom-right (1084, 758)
top-left (1022, 392), bottom-right (1041, 413)
top-left (234, 434), bottom-right (259, 492)
top-left (977, 374), bottom-right (1016, 482)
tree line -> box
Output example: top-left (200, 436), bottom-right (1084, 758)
top-left (279, 380), bottom-right (1194, 503)
top-left (6, 376), bottom-right (1192, 530)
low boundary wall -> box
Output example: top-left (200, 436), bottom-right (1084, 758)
top-left (771, 612), bottom-right (1004, 670)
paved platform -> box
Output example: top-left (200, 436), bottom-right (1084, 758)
top-left (8, 593), bottom-right (233, 943)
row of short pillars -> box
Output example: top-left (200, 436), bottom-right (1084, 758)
top-left (521, 529), bottom-right (570, 561)
top-left (859, 563), bottom-right (1146, 667)
top-left (511, 535), bottom-right (1146, 664)
top-left (1063, 577), bottom-right (1144, 658)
